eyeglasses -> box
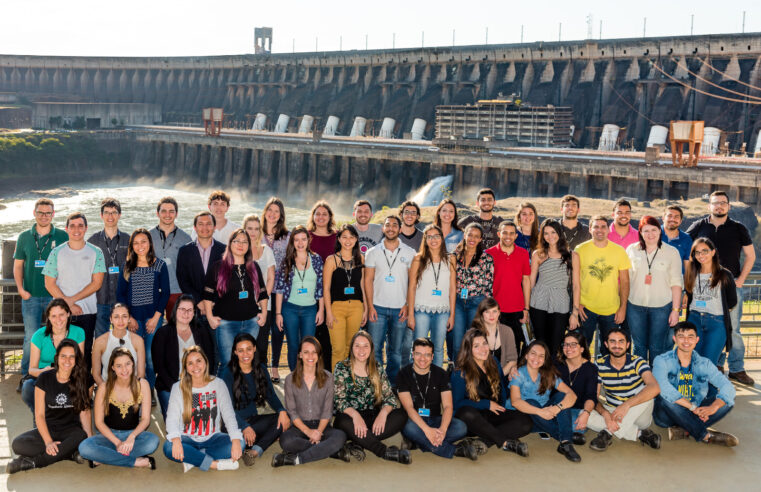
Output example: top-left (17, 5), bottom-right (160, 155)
top-left (102, 211), bottom-right (120, 217)
top-left (562, 342), bottom-right (579, 348)
top-left (35, 211), bottom-right (53, 217)
top-left (694, 249), bottom-right (712, 257)
top-left (402, 210), bottom-right (418, 216)
top-left (177, 307), bottom-right (195, 314)
top-left (425, 234), bottom-right (442, 240)
top-left (231, 240), bottom-right (249, 245)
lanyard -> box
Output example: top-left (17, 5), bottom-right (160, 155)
top-left (33, 229), bottom-right (53, 260)
top-left (160, 227), bottom-right (178, 252)
top-left (295, 256), bottom-right (310, 284)
top-left (383, 247), bottom-right (400, 273)
top-left (431, 260), bottom-right (443, 289)
top-left (235, 265), bottom-right (247, 292)
top-left (645, 248), bottom-right (659, 275)
top-left (413, 371), bottom-right (432, 409)
top-left (336, 254), bottom-right (355, 286)
top-left (103, 230), bottom-right (120, 265)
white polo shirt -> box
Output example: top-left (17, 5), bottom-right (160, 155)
top-left (365, 240), bottom-right (416, 309)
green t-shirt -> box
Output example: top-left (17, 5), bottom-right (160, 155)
top-left (576, 240), bottom-right (632, 316)
top-left (289, 264), bottom-right (317, 307)
top-left (13, 225), bottom-right (69, 298)
top-left (30, 325), bottom-right (85, 369)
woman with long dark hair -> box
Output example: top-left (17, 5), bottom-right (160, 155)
top-left (203, 229), bottom-right (268, 370)
top-left (91, 303), bottom-right (145, 387)
top-left (554, 331), bottom-right (597, 445)
top-left (21, 298), bottom-right (85, 412)
top-left (470, 297), bottom-right (518, 375)
top-left (9, 339), bottom-right (93, 474)
top-left (684, 238), bottom-right (737, 365)
top-left (323, 224), bottom-right (367, 369)
top-left (515, 202), bottom-right (539, 253)
top-left (333, 331), bottom-right (410, 464)
top-left (451, 328), bottom-right (532, 457)
top-left (78, 348), bottom-right (159, 468)
top-left (117, 228), bottom-right (170, 389)
top-left (407, 224), bottom-right (456, 367)
top-left (275, 225), bottom-right (325, 370)
top-left (307, 200), bottom-right (337, 369)
top-left (508, 340), bottom-right (580, 462)
top-left (529, 219), bottom-right (580, 357)
top-left (274, 336), bottom-right (348, 466)
top-left (435, 199), bottom-right (463, 253)
top-left (220, 333), bottom-right (290, 466)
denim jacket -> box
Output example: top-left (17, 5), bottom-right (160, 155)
top-left (274, 252), bottom-right (324, 303)
top-left (652, 349), bottom-right (735, 407)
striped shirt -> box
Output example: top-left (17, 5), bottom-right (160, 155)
top-left (596, 354), bottom-right (650, 407)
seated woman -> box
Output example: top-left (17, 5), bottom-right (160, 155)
top-left (220, 333), bottom-right (290, 466)
top-left (333, 331), bottom-right (410, 464)
top-left (452, 328), bottom-right (532, 457)
top-left (79, 348), bottom-right (159, 468)
top-left (9, 340), bottom-right (93, 474)
top-left (470, 297), bottom-right (518, 375)
top-left (273, 336), bottom-right (348, 466)
top-left (21, 299), bottom-right (85, 412)
top-left (163, 346), bottom-right (242, 472)
top-left (554, 331), bottom-right (598, 445)
top-left (91, 303), bottom-right (145, 387)
top-left (507, 340), bottom-right (580, 462)
top-left (152, 295), bottom-right (216, 421)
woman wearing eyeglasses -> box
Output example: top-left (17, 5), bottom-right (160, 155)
top-left (554, 331), bottom-right (597, 445)
top-left (91, 303), bottom-right (145, 386)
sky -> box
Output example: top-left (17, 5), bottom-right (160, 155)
top-left (0, 0), bottom-right (757, 57)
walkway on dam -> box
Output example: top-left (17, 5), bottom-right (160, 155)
top-left (2, 362), bottom-right (761, 492)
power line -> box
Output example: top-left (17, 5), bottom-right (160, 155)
top-left (697, 57), bottom-right (761, 93)
top-left (604, 79), bottom-right (659, 125)
top-left (651, 63), bottom-right (761, 105)
top-left (669, 57), bottom-right (761, 101)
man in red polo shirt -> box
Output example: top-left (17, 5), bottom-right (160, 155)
top-left (486, 220), bottom-right (531, 356)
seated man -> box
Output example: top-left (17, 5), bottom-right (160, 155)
top-left (652, 321), bottom-right (738, 446)
top-left (587, 328), bottom-right (661, 451)
top-left (397, 338), bottom-right (478, 460)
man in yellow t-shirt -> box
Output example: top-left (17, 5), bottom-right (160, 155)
top-left (575, 215), bottom-right (631, 355)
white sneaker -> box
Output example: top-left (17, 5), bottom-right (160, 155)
top-left (216, 459), bottom-right (239, 471)
top-left (183, 463), bottom-right (195, 473)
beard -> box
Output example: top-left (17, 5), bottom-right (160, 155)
top-left (712, 212), bottom-right (727, 218)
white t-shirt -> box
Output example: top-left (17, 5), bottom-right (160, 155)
top-left (192, 220), bottom-right (240, 245)
top-left (42, 242), bottom-right (106, 315)
top-left (255, 244), bottom-right (277, 311)
top-left (365, 240), bottom-right (416, 309)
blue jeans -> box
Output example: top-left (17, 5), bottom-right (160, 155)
top-left (402, 416), bottom-right (468, 458)
top-left (719, 286), bottom-right (744, 372)
top-left (526, 392), bottom-right (574, 443)
top-left (569, 409), bottom-right (587, 434)
top-left (136, 316), bottom-right (163, 389)
top-left (688, 311), bottom-right (726, 365)
top-left (413, 310), bottom-right (450, 368)
top-left (78, 429), bottom-right (160, 467)
top-left (449, 295), bottom-right (485, 363)
top-left (157, 390), bottom-right (172, 422)
top-left (21, 296), bottom-right (51, 376)
top-left (216, 317), bottom-right (260, 372)
top-left (281, 302), bottom-right (317, 370)
top-left (95, 303), bottom-right (115, 339)
top-left (163, 434), bottom-right (245, 471)
top-left (21, 376), bottom-right (38, 412)
top-left (581, 308), bottom-right (618, 356)
top-left (628, 302), bottom-right (672, 365)
top-left (367, 304), bottom-right (412, 387)
top-left (653, 396), bottom-right (733, 441)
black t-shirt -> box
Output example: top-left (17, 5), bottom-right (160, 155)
top-left (458, 215), bottom-right (504, 249)
top-left (554, 360), bottom-right (598, 410)
top-left (686, 216), bottom-right (752, 277)
top-left (35, 370), bottom-right (93, 431)
top-left (561, 221), bottom-right (592, 251)
top-left (397, 364), bottom-right (451, 418)
top-left (203, 261), bottom-right (268, 321)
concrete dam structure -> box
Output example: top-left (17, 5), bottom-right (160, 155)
top-left (2, 32), bottom-right (761, 150)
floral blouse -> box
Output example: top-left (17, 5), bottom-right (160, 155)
top-left (274, 252), bottom-right (324, 304)
top-left (456, 251), bottom-right (494, 299)
top-left (333, 360), bottom-right (398, 413)
top-left (263, 231), bottom-right (291, 274)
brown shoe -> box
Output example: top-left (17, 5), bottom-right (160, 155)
top-left (243, 449), bottom-right (257, 466)
top-left (668, 427), bottom-right (689, 440)
top-left (728, 371), bottom-right (755, 386)
top-left (705, 431), bottom-right (739, 447)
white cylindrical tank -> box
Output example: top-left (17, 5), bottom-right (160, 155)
top-left (350, 116), bottom-right (367, 137)
top-left (298, 115), bottom-right (314, 134)
top-left (598, 124), bottom-right (620, 151)
top-left (252, 113), bottom-right (267, 131)
top-left (702, 127), bottom-right (721, 155)
top-left (410, 118), bottom-right (427, 140)
top-left (274, 114), bottom-right (290, 133)
top-left (379, 118), bottom-right (396, 138)
top-left (323, 115), bottom-right (340, 136)
top-left (646, 125), bottom-right (668, 147)
top-left (754, 129), bottom-right (761, 156)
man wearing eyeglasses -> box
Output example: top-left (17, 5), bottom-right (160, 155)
top-left (13, 198), bottom-right (69, 392)
top-left (397, 338), bottom-right (478, 460)
top-left (686, 191), bottom-right (755, 386)
top-left (398, 201), bottom-right (424, 251)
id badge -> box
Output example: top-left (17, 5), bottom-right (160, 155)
top-left (297, 287), bottom-right (308, 294)
top-left (34, 260), bottom-right (46, 268)
top-left (460, 288), bottom-right (468, 299)
top-left (344, 286), bottom-right (355, 295)
top-left (644, 274), bottom-right (652, 285)
top-left (385, 275), bottom-right (395, 283)
top-left (418, 408), bottom-right (430, 417)
top-left (432, 289), bottom-right (442, 297)
top-left (164, 257), bottom-right (172, 265)
top-left (695, 300), bottom-right (707, 308)
top-left (108, 266), bottom-right (120, 274)
top-left (238, 290), bottom-right (249, 299)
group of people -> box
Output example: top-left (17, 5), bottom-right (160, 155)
top-left (7, 187), bottom-right (748, 474)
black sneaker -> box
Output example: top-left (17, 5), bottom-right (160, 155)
top-left (638, 429), bottom-right (661, 450)
top-left (383, 445), bottom-right (412, 465)
top-left (465, 437), bottom-right (489, 456)
top-left (454, 441), bottom-right (478, 461)
top-left (271, 452), bottom-right (298, 467)
top-left (572, 432), bottom-right (586, 446)
top-left (345, 442), bottom-right (366, 462)
top-left (400, 435), bottom-right (417, 451)
top-left (330, 444), bottom-right (351, 462)
top-left (589, 430), bottom-right (613, 452)
top-left (502, 439), bottom-right (529, 457)
top-left (68, 451), bottom-right (86, 464)
top-left (7, 457), bottom-right (35, 474)
top-left (557, 441), bottom-right (581, 462)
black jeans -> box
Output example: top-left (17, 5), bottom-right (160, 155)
top-left (71, 314), bottom-right (97, 372)
top-left (12, 426), bottom-right (87, 468)
top-left (333, 407), bottom-right (408, 457)
top-left (315, 322), bottom-right (332, 371)
top-left (499, 311), bottom-right (526, 357)
top-left (455, 406), bottom-right (533, 447)
top-left (529, 308), bottom-right (570, 360)
top-left (257, 308), bottom-right (285, 370)
top-left (279, 420), bottom-right (347, 463)
top-left (243, 413), bottom-right (282, 454)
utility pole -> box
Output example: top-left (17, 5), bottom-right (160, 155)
top-left (691, 14), bottom-right (694, 35)
top-left (393, 32), bottom-right (395, 49)
top-left (315, 37), bottom-right (318, 51)
top-left (292, 38), bottom-right (295, 53)
top-left (521, 25), bottom-right (524, 43)
top-left (340, 36), bottom-right (342, 51)
top-left (643, 17), bottom-right (647, 38)
top-left (485, 27), bottom-right (488, 44)
top-left (599, 20), bottom-right (602, 39)
top-left (422, 31), bottom-right (425, 48)
top-left (365, 34), bottom-right (368, 50)
top-left (742, 11), bottom-right (746, 33)
top-left (452, 29), bottom-right (455, 47)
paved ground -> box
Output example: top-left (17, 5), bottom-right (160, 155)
top-left (2, 362), bottom-right (761, 492)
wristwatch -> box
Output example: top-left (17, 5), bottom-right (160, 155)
top-left (556, 402), bottom-right (564, 410)
top-left (689, 403), bottom-right (697, 411)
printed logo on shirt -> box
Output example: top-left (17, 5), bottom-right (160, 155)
top-left (185, 391), bottom-right (218, 437)
top-left (588, 257), bottom-right (614, 283)
top-left (52, 393), bottom-right (71, 408)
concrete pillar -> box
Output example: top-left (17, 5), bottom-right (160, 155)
top-left (277, 152), bottom-right (289, 197)
top-left (249, 150), bottom-right (260, 194)
top-left (197, 145), bottom-right (210, 185)
top-left (175, 143), bottom-right (185, 176)
top-left (570, 174), bottom-right (588, 197)
top-left (662, 180), bottom-right (671, 199)
top-left (339, 156), bottom-right (351, 191)
top-left (207, 146), bottom-right (222, 185)
top-left (287, 152), bottom-right (306, 203)
top-left (222, 147), bottom-right (234, 187)
top-left (634, 177), bottom-right (647, 200)
top-left (517, 170), bottom-right (536, 196)
top-left (306, 154), bottom-right (319, 205)
top-left (259, 151), bottom-right (275, 192)
top-left (729, 185), bottom-right (740, 202)
top-left (184, 144), bottom-right (198, 177)
top-left (606, 176), bottom-right (613, 200)
top-left (350, 157), bottom-right (370, 196)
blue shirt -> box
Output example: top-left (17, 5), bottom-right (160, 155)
top-left (506, 365), bottom-right (560, 409)
top-left (652, 348), bottom-right (735, 407)
top-left (444, 229), bottom-right (464, 253)
top-left (661, 227), bottom-right (692, 273)
top-left (515, 231), bottom-right (530, 252)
